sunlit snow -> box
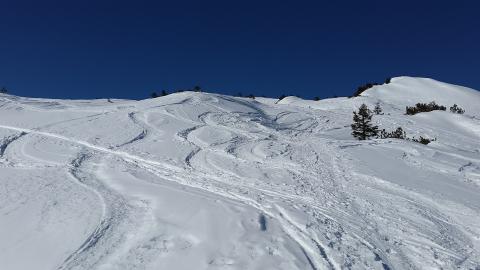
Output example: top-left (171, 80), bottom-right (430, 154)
top-left (0, 77), bottom-right (479, 269)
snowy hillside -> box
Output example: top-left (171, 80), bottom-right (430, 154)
top-left (1, 76), bottom-right (479, 270)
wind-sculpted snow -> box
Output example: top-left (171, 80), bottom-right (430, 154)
top-left (0, 77), bottom-right (480, 269)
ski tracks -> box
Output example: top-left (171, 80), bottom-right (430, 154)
top-left (58, 151), bottom-right (125, 270)
top-left (115, 112), bottom-right (148, 148)
top-left (0, 131), bottom-right (27, 158)
top-left (3, 94), bottom-right (478, 269)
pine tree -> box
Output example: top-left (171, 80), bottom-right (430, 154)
top-left (193, 86), bottom-right (201, 92)
top-left (351, 104), bottom-right (378, 140)
top-left (373, 102), bottom-right (383, 115)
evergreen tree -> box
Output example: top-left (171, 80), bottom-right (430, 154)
top-left (351, 104), bottom-right (378, 140)
top-left (373, 102), bottom-right (383, 115)
top-left (0, 87), bottom-right (7, 93)
top-left (193, 86), bottom-right (201, 92)
top-left (150, 92), bottom-right (159, 98)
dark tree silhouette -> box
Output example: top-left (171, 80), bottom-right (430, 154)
top-left (161, 90), bottom-right (168, 96)
top-left (353, 83), bottom-right (379, 97)
top-left (406, 101), bottom-right (446, 115)
top-left (0, 87), bottom-right (7, 93)
top-left (193, 86), bottom-right (201, 92)
top-left (150, 92), bottom-right (159, 98)
top-left (314, 96), bottom-right (320, 101)
top-left (351, 104), bottom-right (378, 140)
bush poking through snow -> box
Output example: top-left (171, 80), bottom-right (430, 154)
top-left (379, 127), bottom-right (437, 146)
top-left (351, 104), bottom-right (379, 140)
top-left (405, 101), bottom-right (446, 115)
top-left (380, 127), bottom-right (406, 139)
top-left (449, 104), bottom-right (465, 114)
top-left (411, 136), bottom-right (436, 145)
top-left (373, 102), bottom-right (383, 115)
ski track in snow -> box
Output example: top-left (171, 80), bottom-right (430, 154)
top-left (115, 112), bottom-right (148, 148)
top-left (1, 78), bottom-right (480, 270)
top-left (0, 131), bottom-right (27, 157)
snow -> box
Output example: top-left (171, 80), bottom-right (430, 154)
top-left (0, 77), bottom-right (479, 269)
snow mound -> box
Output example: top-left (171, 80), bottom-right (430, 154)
top-left (362, 76), bottom-right (480, 116)
top-left (276, 96), bottom-right (304, 105)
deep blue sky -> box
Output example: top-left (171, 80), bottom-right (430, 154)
top-left (1, 0), bottom-right (479, 100)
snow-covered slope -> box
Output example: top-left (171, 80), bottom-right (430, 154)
top-left (0, 77), bottom-right (479, 270)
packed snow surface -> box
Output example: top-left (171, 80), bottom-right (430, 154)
top-left (1, 77), bottom-right (479, 269)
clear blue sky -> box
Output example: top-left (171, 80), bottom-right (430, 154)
top-left (1, 0), bottom-right (479, 100)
